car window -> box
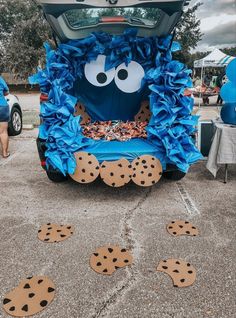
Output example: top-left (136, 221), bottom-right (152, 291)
top-left (64, 7), bottom-right (164, 29)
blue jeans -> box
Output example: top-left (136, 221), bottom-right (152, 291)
top-left (0, 105), bottom-right (10, 122)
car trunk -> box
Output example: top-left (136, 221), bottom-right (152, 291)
top-left (32, 0), bottom-right (201, 181)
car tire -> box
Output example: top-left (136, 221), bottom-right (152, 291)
top-left (46, 169), bottom-right (68, 183)
top-left (162, 170), bottom-right (186, 181)
top-left (8, 107), bottom-right (22, 136)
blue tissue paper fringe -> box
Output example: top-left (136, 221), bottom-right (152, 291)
top-left (29, 29), bottom-right (202, 175)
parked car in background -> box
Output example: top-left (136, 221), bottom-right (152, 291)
top-left (6, 94), bottom-right (23, 136)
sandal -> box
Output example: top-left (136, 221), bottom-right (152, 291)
top-left (2, 153), bottom-right (10, 158)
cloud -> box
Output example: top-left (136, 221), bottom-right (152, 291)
top-left (200, 14), bottom-right (236, 32)
top-left (190, 0), bottom-right (236, 50)
top-left (191, 0), bottom-right (236, 18)
top-left (202, 20), bottom-right (236, 46)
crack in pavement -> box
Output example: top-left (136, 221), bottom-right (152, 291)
top-left (91, 188), bottom-right (152, 318)
top-left (121, 188), bottom-right (152, 251)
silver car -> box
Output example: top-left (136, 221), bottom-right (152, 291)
top-left (5, 94), bottom-right (22, 136)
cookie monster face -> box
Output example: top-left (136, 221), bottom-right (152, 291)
top-left (74, 54), bottom-right (149, 121)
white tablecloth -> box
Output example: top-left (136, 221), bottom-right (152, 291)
top-left (206, 122), bottom-right (236, 177)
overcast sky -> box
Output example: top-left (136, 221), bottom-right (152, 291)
top-left (190, 0), bottom-right (236, 51)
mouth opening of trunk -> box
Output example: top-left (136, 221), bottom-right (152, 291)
top-left (70, 53), bottom-right (151, 141)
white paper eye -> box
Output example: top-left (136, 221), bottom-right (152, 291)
top-left (84, 55), bottom-right (115, 87)
top-left (114, 61), bottom-right (145, 93)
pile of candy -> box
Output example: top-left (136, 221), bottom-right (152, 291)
top-left (82, 121), bottom-right (148, 141)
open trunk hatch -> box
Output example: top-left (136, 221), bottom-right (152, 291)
top-left (37, 0), bottom-right (189, 42)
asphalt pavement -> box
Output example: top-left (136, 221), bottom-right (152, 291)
top-left (0, 130), bottom-right (235, 318)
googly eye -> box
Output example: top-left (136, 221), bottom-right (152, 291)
top-left (84, 55), bottom-right (115, 87)
top-left (115, 61), bottom-right (145, 93)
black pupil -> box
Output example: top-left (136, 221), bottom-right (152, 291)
top-left (118, 69), bottom-right (128, 80)
top-left (97, 72), bottom-right (107, 84)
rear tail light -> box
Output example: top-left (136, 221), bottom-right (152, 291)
top-left (40, 93), bottom-right (48, 102)
top-left (41, 160), bottom-right (46, 167)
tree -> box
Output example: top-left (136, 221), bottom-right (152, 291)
top-left (221, 47), bottom-right (236, 57)
top-left (173, 2), bottom-right (203, 65)
top-left (0, 1), bottom-right (203, 78)
top-left (0, 0), bottom-right (52, 78)
top-left (187, 50), bottom-right (210, 70)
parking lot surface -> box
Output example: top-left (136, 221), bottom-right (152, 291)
top-left (0, 130), bottom-right (235, 318)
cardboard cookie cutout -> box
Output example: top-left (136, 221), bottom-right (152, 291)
top-left (90, 245), bottom-right (133, 275)
top-left (100, 158), bottom-right (132, 187)
top-left (2, 276), bottom-right (55, 317)
top-left (167, 220), bottom-right (199, 237)
top-left (74, 102), bottom-right (91, 124)
top-left (131, 155), bottom-right (162, 187)
top-left (38, 223), bottom-right (74, 243)
top-left (135, 100), bottom-right (152, 122)
top-left (157, 259), bottom-right (196, 288)
top-left (70, 152), bottom-right (100, 183)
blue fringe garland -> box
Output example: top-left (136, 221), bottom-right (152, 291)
top-left (29, 29), bottom-right (202, 175)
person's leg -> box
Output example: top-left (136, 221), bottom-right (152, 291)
top-left (0, 122), bottom-right (10, 157)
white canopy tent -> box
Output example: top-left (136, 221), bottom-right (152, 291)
top-left (194, 49), bottom-right (235, 107)
top-left (194, 48), bottom-right (235, 68)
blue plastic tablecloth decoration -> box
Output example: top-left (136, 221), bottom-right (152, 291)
top-left (29, 29), bottom-right (202, 175)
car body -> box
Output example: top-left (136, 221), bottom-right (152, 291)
top-left (6, 94), bottom-right (23, 136)
top-left (34, 0), bottom-right (200, 184)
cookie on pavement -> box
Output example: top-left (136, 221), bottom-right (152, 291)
top-left (3, 276), bottom-right (55, 317)
top-left (167, 220), bottom-right (199, 236)
top-left (157, 259), bottom-right (196, 288)
top-left (38, 223), bottom-right (74, 243)
top-left (90, 245), bottom-right (133, 275)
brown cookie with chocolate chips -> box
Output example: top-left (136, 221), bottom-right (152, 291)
top-left (38, 223), bottom-right (74, 243)
top-left (131, 155), bottom-right (162, 187)
top-left (74, 102), bottom-right (91, 124)
top-left (70, 152), bottom-right (100, 184)
top-left (157, 259), bottom-right (196, 288)
top-left (3, 276), bottom-right (55, 317)
top-left (167, 220), bottom-right (199, 237)
top-left (90, 245), bottom-right (133, 275)
top-left (135, 100), bottom-right (151, 122)
top-left (100, 158), bottom-right (132, 187)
